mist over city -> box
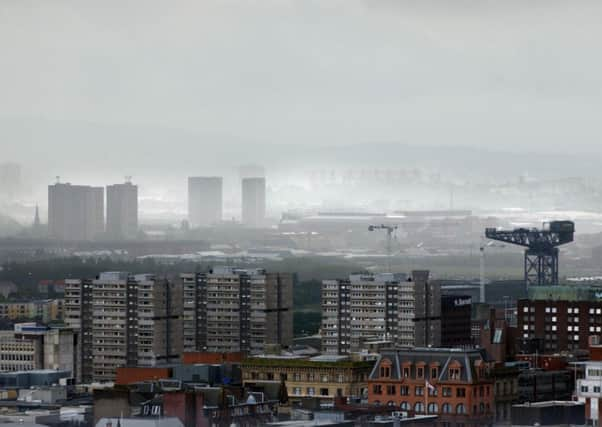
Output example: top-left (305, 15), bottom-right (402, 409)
top-left (0, 1), bottom-right (602, 426)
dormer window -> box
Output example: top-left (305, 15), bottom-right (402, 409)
top-left (431, 367), bottom-right (438, 379)
top-left (380, 359), bottom-right (392, 378)
top-left (449, 368), bottom-right (461, 380)
top-left (417, 367), bottom-right (424, 378)
top-left (403, 367), bottom-right (410, 378)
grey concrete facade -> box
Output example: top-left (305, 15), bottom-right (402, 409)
top-left (182, 267), bottom-right (292, 354)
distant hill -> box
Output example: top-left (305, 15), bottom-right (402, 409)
top-left (1, 116), bottom-right (601, 182)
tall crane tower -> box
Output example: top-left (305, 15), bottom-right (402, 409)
top-left (485, 220), bottom-right (575, 287)
top-left (368, 224), bottom-right (398, 272)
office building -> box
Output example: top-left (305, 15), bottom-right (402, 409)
top-left (241, 177), bottom-right (266, 227)
top-left (181, 267), bottom-right (293, 354)
top-left (65, 272), bottom-right (182, 383)
top-left (187, 177), bottom-right (222, 227)
top-left (106, 181), bottom-right (138, 240)
top-left (242, 354), bottom-right (373, 404)
top-left (575, 341), bottom-right (602, 425)
top-left (368, 348), bottom-right (494, 427)
top-left (441, 295), bottom-right (472, 348)
top-left (321, 270), bottom-right (441, 354)
top-left (48, 183), bottom-right (104, 241)
top-left (517, 286), bottom-right (602, 352)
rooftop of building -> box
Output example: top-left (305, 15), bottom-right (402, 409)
top-left (242, 356), bottom-right (374, 369)
top-left (369, 347), bottom-right (489, 382)
top-left (95, 417), bottom-right (183, 427)
top-left (512, 400), bottom-right (584, 408)
top-left (524, 285), bottom-right (602, 302)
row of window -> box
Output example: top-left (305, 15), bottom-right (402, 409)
top-left (374, 384), bottom-right (491, 398)
top-left (523, 306), bottom-right (602, 315)
top-left (580, 385), bottom-right (602, 393)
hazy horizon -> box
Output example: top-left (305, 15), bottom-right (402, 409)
top-left (2, 0), bottom-right (602, 166)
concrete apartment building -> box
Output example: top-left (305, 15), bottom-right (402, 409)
top-left (65, 272), bottom-right (182, 383)
top-left (321, 270), bottom-right (441, 354)
top-left (0, 324), bottom-right (75, 374)
top-left (48, 182), bottom-right (104, 241)
top-left (181, 267), bottom-right (293, 355)
top-left (241, 177), bottom-right (266, 227)
top-left (106, 181), bottom-right (138, 240)
top-left (187, 177), bottom-right (222, 227)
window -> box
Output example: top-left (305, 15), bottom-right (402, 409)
top-left (386, 385), bottom-right (396, 395)
top-left (380, 366), bottom-right (391, 378)
top-left (415, 386), bottom-right (424, 396)
top-left (400, 402), bottom-right (410, 410)
top-left (417, 367), bottom-right (424, 378)
top-left (403, 367), bottom-right (410, 377)
top-left (480, 403), bottom-right (485, 413)
top-left (373, 385), bottom-right (382, 395)
top-left (456, 404), bottom-right (466, 414)
top-left (581, 385), bottom-right (589, 393)
top-left (449, 368), bottom-right (461, 380)
top-left (307, 387), bottom-right (315, 396)
top-left (442, 387), bottom-right (452, 397)
top-left (456, 388), bottom-right (466, 397)
top-left (266, 373), bottom-right (274, 380)
top-left (429, 386), bottom-right (438, 397)
top-left (400, 386), bottom-right (410, 396)
top-left (428, 403), bottom-right (438, 414)
top-left (431, 367), bottom-right (438, 378)
top-left (292, 373), bottom-right (301, 381)
top-left (595, 386), bottom-right (601, 393)
top-left (321, 375), bottom-right (329, 382)
top-left (414, 402), bottom-right (425, 413)
top-left (292, 387), bottom-right (302, 395)
top-left (320, 388), bottom-right (329, 396)
top-left (442, 403), bottom-right (452, 414)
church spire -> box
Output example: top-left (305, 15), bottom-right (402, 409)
top-left (33, 204), bottom-right (40, 228)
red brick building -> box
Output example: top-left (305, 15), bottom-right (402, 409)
top-left (517, 298), bottom-right (602, 352)
top-left (368, 348), bottom-right (494, 427)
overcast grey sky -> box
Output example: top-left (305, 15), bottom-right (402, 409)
top-left (1, 0), bottom-right (602, 171)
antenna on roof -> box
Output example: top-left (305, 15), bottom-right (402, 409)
top-left (55, 176), bottom-right (60, 184)
top-left (125, 175), bottom-right (132, 184)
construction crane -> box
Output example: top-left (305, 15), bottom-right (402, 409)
top-left (485, 220), bottom-right (575, 287)
top-left (368, 224), bottom-right (398, 272)
top-left (479, 240), bottom-right (505, 303)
